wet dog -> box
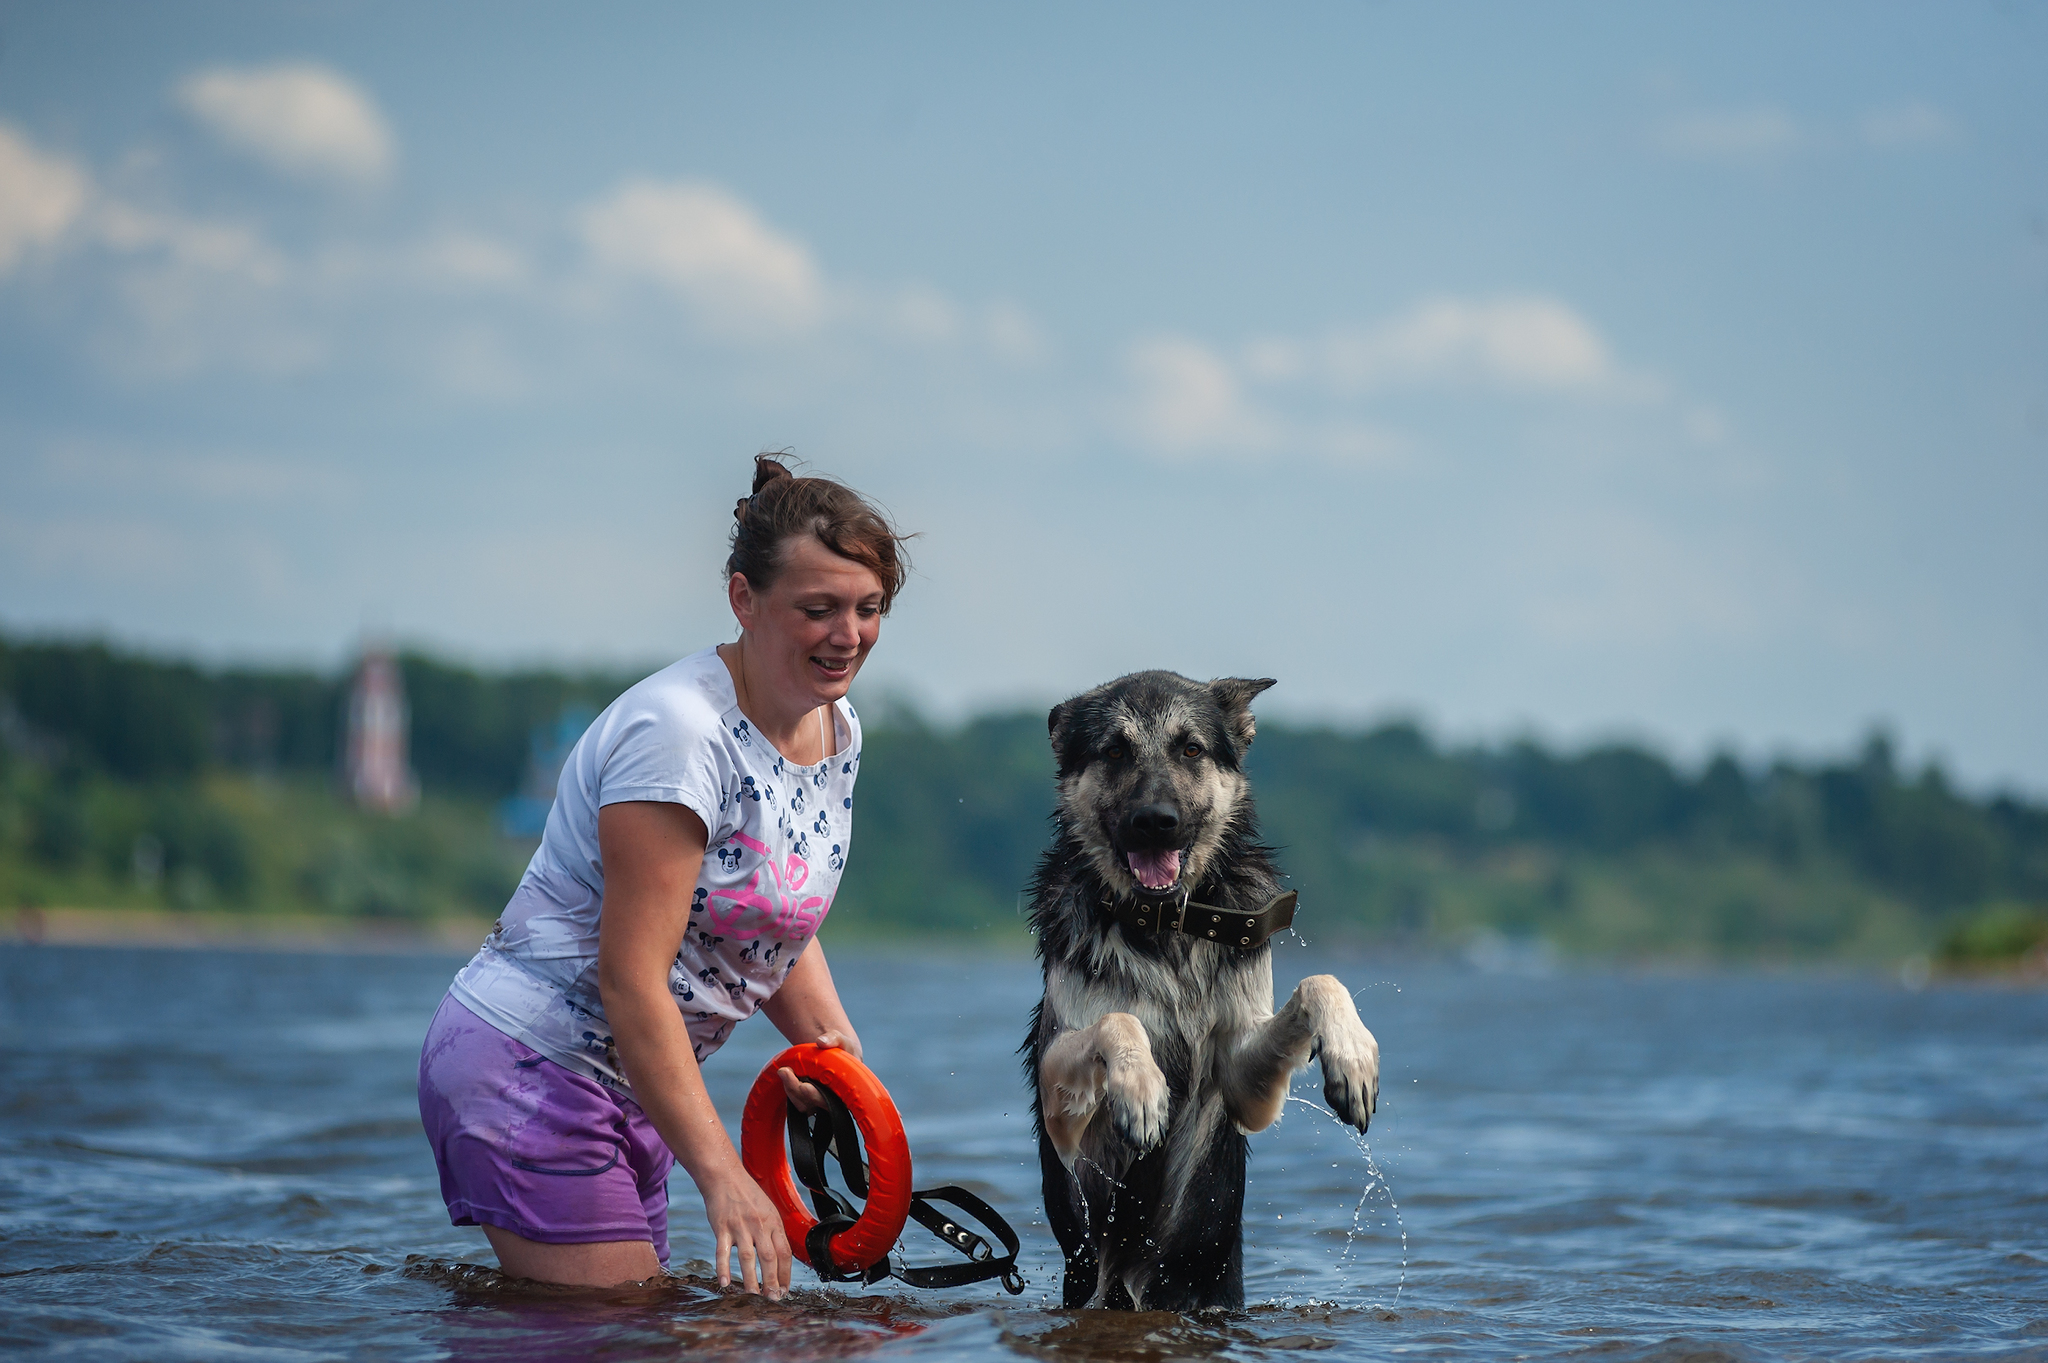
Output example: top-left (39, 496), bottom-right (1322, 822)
top-left (1023, 671), bottom-right (1380, 1310)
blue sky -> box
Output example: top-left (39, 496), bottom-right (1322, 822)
top-left (2, 2), bottom-right (2043, 789)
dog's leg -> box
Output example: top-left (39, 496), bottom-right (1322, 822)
top-left (1037, 1013), bottom-right (1171, 1167)
top-left (1219, 975), bottom-right (1379, 1134)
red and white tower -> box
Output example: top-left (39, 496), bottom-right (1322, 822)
top-left (345, 647), bottom-right (418, 813)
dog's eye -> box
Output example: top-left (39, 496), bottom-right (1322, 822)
top-left (1183, 742), bottom-right (1204, 759)
top-left (1103, 743), bottom-right (1126, 761)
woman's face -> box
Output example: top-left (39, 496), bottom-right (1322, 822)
top-left (729, 534), bottom-right (886, 712)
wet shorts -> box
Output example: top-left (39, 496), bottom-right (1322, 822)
top-left (418, 994), bottom-right (674, 1263)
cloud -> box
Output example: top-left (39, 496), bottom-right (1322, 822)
top-left (93, 200), bottom-right (285, 284)
top-left (1121, 334), bottom-right (1408, 468)
top-left (84, 198), bottom-right (316, 377)
top-left (1119, 297), bottom-right (1668, 467)
top-left (1123, 336), bottom-right (1277, 454)
top-left (983, 301), bottom-right (1050, 365)
top-left (0, 123), bottom-right (90, 273)
top-left (409, 230), bottom-right (529, 289)
top-left (1319, 297), bottom-right (1614, 393)
top-left (579, 179), bottom-right (822, 335)
top-left (1234, 297), bottom-right (1619, 400)
top-left (1860, 100), bottom-right (1956, 150)
top-left (176, 63), bottom-right (395, 186)
top-left (1650, 107), bottom-right (1810, 164)
top-left (871, 282), bottom-right (959, 342)
top-left (0, 119), bottom-right (325, 375)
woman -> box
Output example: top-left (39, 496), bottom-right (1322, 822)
top-left (419, 456), bottom-right (909, 1297)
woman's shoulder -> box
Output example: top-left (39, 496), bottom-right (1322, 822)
top-left (599, 649), bottom-right (739, 749)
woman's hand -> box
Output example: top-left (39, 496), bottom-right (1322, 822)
top-left (763, 943), bottom-right (864, 1119)
top-left (778, 1028), bottom-right (861, 1113)
top-left (700, 1166), bottom-right (793, 1298)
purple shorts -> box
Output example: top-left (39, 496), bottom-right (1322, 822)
top-left (418, 995), bottom-right (674, 1262)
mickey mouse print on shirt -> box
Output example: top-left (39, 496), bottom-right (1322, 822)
top-left (445, 647), bottom-right (863, 1099)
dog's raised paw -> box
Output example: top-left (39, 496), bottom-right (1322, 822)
top-left (1318, 1026), bottom-right (1381, 1134)
top-left (1103, 1052), bottom-right (1171, 1152)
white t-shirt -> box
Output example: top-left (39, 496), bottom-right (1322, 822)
top-left (448, 646), bottom-right (861, 1098)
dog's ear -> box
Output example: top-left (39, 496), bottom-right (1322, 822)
top-left (1209, 677), bottom-right (1277, 748)
top-left (1047, 699), bottom-right (1072, 758)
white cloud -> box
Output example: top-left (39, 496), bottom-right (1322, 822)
top-left (1240, 336), bottom-right (1307, 382)
top-left (176, 63), bottom-right (395, 186)
top-left (0, 120), bottom-right (332, 375)
top-left (0, 123), bottom-right (90, 273)
top-left (1123, 335), bottom-right (1276, 454)
top-left (92, 200), bottom-right (285, 284)
top-left (983, 301), bottom-right (1050, 365)
top-left (1120, 335), bottom-right (1408, 468)
top-left (1651, 107), bottom-right (1810, 163)
top-left (1860, 100), bottom-right (1956, 150)
top-left (1321, 297), bottom-right (1614, 393)
top-left (1117, 297), bottom-right (1691, 469)
top-left (579, 179), bottom-right (822, 335)
top-left (875, 283), bottom-right (959, 342)
top-left (83, 199), bottom-right (317, 377)
top-left (411, 231), bottom-right (529, 289)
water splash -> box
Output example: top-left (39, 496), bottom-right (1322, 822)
top-left (1070, 1152), bottom-right (1129, 1234)
top-left (1285, 1094), bottom-right (1406, 1310)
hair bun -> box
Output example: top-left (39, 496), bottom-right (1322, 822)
top-left (724, 450), bottom-right (912, 613)
top-left (751, 453), bottom-right (795, 496)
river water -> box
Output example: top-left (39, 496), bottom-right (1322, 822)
top-left (2, 939), bottom-right (2044, 1361)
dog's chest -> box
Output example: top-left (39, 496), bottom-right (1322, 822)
top-left (1042, 937), bottom-right (1270, 1071)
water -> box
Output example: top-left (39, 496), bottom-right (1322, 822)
top-left (3, 940), bottom-right (2045, 1361)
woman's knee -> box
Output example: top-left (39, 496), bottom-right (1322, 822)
top-left (480, 1225), bottom-right (663, 1287)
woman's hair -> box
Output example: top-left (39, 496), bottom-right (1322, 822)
top-left (726, 454), bottom-right (912, 611)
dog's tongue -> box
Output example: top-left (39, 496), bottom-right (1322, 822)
top-left (1127, 849), bottom-right (1182, 890)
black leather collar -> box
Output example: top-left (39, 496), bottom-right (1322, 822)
top-left (1103, 887), bottom-right (1298, 950)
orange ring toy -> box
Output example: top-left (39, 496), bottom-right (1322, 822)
top-left (740, 1044), bottom-right (913, 1274)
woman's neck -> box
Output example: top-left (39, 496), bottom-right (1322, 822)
top-left (717, 640), bottom-right (832, 765)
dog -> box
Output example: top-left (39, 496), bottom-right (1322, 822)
top-left (1022, 671), bottom-right (1380, 1311)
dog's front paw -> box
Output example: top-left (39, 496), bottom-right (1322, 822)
top-left (1103, 1049), bottom-right (1171, 1153)
top-left (1309, 986), bottom-right (1380, 1132)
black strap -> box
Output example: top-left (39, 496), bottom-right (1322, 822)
top-left (1107, 888), bottom-right (1297, 949)
top-left (896, 1186), bottom-right (1025, 1293)
top-left (787, 1091), bottom-right (890, 1284)
top-left (782, 1086), bottom-right (1024, 1293)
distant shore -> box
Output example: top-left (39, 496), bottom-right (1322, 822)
top-left (7, 905), bottom-right (2043, 982)
top-left (3, 905), bottom-right (495, 954)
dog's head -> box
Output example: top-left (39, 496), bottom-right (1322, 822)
top-left (1047, 671), bottom-right (1276, 901)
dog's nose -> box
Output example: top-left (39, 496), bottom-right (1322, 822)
top-left (1125, 803), bottom-right (1180, 840)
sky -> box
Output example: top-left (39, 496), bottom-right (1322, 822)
top-left (1, 2), bottom-right (2043, 790)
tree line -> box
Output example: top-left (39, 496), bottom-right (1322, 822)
top-left (3, 632), bottom-right (2043, 958)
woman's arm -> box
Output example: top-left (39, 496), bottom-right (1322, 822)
top-left (761, 938), bottom-right (861, 1057)
top-left (761, 939), bottom-right (864, 1109)
top-left (596, 800), bottom-right (791, 1299)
